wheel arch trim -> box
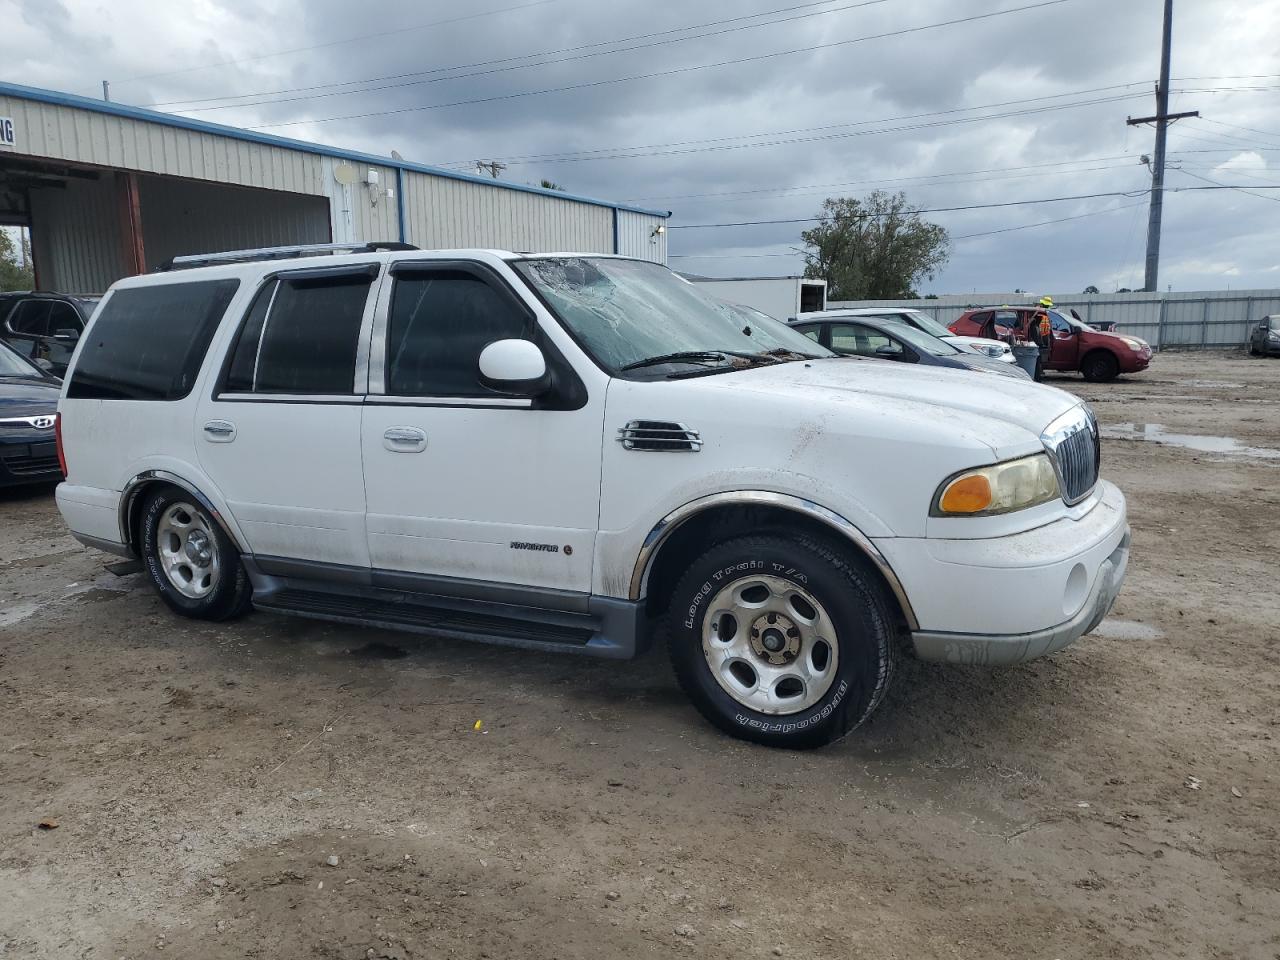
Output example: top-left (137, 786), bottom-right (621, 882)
top-left (627, 491), bottom-right (919, 630)
top-left (119, 469), bottom-right (246, 555)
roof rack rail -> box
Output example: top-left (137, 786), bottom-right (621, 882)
top-left (154, 241), bottom-right (419, 272)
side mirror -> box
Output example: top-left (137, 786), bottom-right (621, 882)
top-left (54, 328), bottom-right (80, 342)
top-left (874, 343), bottom-right (903, 357)
top-left (478, 339), bottom-right (550, 397)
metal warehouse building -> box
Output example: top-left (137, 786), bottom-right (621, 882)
top-left (0, 81), bottom-right (669, 293)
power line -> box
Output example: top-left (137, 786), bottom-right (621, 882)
top-left (151, 0), bottom-right (890, 111)
top-left (629, 152), bottom-right (1141, 203)
top-left (245, 0), bottom-right (1077, 129)
top-left (114, 0), bottom-right (559, 85)
top-left (668, 199), bottom-right (1150, 258)
top-left (429, 91), bottom-right (1151, 167)
top-left (1176, 167), bottom-right (1280, 203)
top-left (436, 82), bottom-right (1149, 167)
top-left (665, 185), bottom-right (1280, 229)
top-left (1198, 117), bottom-right (1280, 143)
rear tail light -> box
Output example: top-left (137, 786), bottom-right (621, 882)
top-left (55, 412), bottom-right (68, 477)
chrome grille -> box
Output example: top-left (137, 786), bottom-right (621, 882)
top-left (1042, 407), bottom-right (1099, 505)
top-left (616, 420), bottom-right (702, 452)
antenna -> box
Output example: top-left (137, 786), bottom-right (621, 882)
top-left (332, 162), bottom-right (359, 186)
top-left (390, 150), bottom-right (404, 161)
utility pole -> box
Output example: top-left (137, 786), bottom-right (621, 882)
top-left (474, 160), bottom-right (506, 179)
top-left (102, 80), bottom-right (110, 102)
top-left (1126, 0), bottom-right (1197, 292)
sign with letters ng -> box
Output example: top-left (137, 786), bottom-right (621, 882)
top-left (0, 117), bottom-right (14, 148)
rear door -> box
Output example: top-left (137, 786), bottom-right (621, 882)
top-left (828, 321), bottom-right (911, 362)
top-left (195, 264), bottom-right (380, 569)
top-left (360, 260), bottom-right (603, 594)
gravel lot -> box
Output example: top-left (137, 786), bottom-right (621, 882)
top-left (1, 351), bottom-right (1277, 960)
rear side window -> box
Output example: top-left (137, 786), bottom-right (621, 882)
top-left (67, 280), bottom-right (239, 401)
top-left (385, 269), bottom-right (532, 397)
top-left (223, 271), bottom-right (374, 395)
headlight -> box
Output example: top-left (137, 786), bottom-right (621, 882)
top-left (931, 453), bottom-right (1061, 517)
top-left (1120, 337), bottom-right (1145, 350)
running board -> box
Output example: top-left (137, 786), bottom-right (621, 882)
top-left (244, 563), bottom-right (643, 659)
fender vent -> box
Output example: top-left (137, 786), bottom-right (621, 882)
top-left (616, 420), bottom-right (702, 452)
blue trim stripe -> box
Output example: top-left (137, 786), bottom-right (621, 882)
top-left (395, 167), bottom-right (407, 244)
top-left (0, 80), bottom-right (671, 220)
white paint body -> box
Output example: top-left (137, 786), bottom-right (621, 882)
top-left (55, 250), bottom-right (1128, 654)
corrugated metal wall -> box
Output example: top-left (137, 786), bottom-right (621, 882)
top-left (138, 175), bottom-right (331, 268)
top-left (828, 290), bottom-right (1280, 349)
top-left (319, 156), bottom-right (400, 243)
top-left (0, 94), bottom-right (324, 196)
top-left (28, 174), bottom-right (124, 293)
top-left (401, 172), bottom-right (612, 253)
top-left (615, 209), bottom-right (668, 262)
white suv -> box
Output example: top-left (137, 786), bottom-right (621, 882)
top-left (54, 244), bottom-right (1130, 749)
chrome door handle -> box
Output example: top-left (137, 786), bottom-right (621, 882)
top-left (203, 420), bottom-right (236, 442)
top-left (383, 426), bottom-right (427, 453)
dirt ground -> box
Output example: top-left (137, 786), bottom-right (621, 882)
top-left (1, 351), bottom-right (1277, 960)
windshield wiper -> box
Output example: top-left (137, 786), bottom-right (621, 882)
top-left (620, 351), bottom-right (729, 372)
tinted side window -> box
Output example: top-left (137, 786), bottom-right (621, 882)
top-left (224, 273), bottom-right (373, 395)
top-left (386, 270), bottom-right (533, 397)
top-left (47, 301), bottom-right (82, 334)
top-left (792, 324), bottom-right (823, 343)
top-left (68, 280), bottom-right (239, 401)
top-left (8, 301), bottom-right (52, 336)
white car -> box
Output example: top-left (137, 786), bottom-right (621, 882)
top-left (54, 244), bottom-right (1129, 749)
top-left (807, 307), bottom-right (1017, 363)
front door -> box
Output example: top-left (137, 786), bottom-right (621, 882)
top-left (1047, 312), bottom-right (1080, 370)
top-left (195, 264), bottom-right (380, 569)
top-left (360, 261), bottom-right (603, 595)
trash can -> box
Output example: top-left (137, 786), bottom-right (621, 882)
top-left (1012, 344), bottom-right (1040, 380)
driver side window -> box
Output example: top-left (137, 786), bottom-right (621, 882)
top-left (829, 323), bottom-right (901, 357)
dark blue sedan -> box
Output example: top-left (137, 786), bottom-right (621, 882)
top-left (0, 339), bottom-right (63, 487)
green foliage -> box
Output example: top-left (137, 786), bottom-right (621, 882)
top-left (0, 230), bottom-right (33, 292)
top-left (1083, 285), bottom-right (1100, 294)
top-left (801, 191), bottom-right (949, 300)
top-left (538, 179), bottom-right (565, 191)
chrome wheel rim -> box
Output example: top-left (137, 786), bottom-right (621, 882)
top-left (701, 574), bottom-right (839, 715)
top-left (156, 502), bottom-right (219, 599)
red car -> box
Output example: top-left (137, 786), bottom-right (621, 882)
top-left (949, 307), bottom-right (1152, 382)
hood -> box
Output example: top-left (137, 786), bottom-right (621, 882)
top-left (945, 334), bottom-right (1010, 355)
top-left (696, 357), bottom-right (1080, 437)
top-left (1090, 329), bottom-right (1146, 346)
top-left (0, 377), bottom-right (61, 419)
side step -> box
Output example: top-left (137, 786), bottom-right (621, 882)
top-left (246, 572), bottom-right (643, 660)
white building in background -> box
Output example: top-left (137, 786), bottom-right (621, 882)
top-left (0, 81), bottom-right (670, 293)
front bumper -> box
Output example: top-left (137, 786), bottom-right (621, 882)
top-left (875, 480), bottom-right (1130, 666)
top-left (0, 436), bottom-right (61, 487)
top-left (911, 527), bottom-right (1129, 665)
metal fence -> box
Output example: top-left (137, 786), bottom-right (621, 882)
top-left (828, 289), bottom-right (1280, 350)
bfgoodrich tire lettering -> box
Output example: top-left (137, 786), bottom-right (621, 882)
top-left (140, 487), bottom-right (253, 621)
top-left (666, 534), bottom-right (898, 749)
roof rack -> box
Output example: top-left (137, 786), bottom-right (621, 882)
top-left (155, 241), bottom-right (419, 272)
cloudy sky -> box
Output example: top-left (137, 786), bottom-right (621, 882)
top-left (7, 0), bottom-right (1280, 292)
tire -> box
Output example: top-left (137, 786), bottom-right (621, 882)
top-left (1081, 351), bottom-right (1120, 383)
top-left (665, 534), bottom-right (898, 749)
top-left (140, 487), bottom-right (252, 621)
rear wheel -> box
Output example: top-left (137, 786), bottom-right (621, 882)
top-left (665, 534), bottom-right (898, 749)
top-left (140, 488), bottom-right (252, 621)
top-left (1081, 351), bottom-right (1119, 382)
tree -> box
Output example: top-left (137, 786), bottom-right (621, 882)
top-left (0, 229), bottom-right (33, 292)
top-left (538, 179), bottom-right (565, 191)
top-left (1116, 287), bottom-right (1132, 294)
top-left (1083, 285), bottom-right (1100, 294)
top-left (801, 191), bottom-right (949, 300)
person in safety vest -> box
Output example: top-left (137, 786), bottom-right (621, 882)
top-left (1028, 296), bottom-right (1053, 380)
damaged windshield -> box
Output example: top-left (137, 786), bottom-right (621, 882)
top-left (513, 257), bottom-right (831, 376)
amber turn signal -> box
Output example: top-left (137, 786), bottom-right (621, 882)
top-left (938, 474), bottom-right (993, 514)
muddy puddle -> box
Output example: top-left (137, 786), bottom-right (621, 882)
top-left (1102, 422), bottom-right (1280, 460)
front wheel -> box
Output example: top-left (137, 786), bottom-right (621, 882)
top-left (666, 535), bottom-right (898, 749)
top-left (1081, 351), bottom-right (1120, 382)
top-left (140, 488), bottom-right (252, 621)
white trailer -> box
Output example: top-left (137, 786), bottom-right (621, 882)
top-left (688, 276), bottom-right (827, 321)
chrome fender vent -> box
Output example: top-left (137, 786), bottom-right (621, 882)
top-left (616, 420), bottom-right (702, 452)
